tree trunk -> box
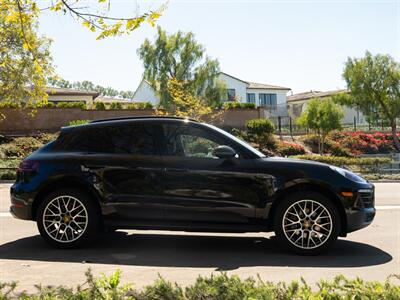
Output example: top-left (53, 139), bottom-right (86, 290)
top-left (391, 122), bottom-right (400, 152)
top-left (321, 134), bottom-right (325, 155)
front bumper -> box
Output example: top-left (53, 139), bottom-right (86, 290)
top-left (346, 207), bottom-right (376, 233)
top-left (344, 187), bottom-right (376, 233)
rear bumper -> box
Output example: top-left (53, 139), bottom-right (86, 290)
top-left (10, 186), bottom-right (33, 220)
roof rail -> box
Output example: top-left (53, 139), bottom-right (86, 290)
top-left (90, 115), bottom-right (198, 124)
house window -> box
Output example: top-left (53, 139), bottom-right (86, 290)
top-left (259, 93), bottom-right (277, 109)
top-left (227, 89), bottom-right (236, 101)
top-left (246, 93), bottom-right (255, 103)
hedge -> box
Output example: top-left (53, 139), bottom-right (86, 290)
top-left (223, 102), bottom-right (256, 109)
top-left (292, 154), bottom-right (392, 166)
top-left (1, 269), bottom-right (399, 299)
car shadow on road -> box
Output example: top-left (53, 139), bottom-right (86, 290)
top-left (0, 232), bottom-right (392, 270)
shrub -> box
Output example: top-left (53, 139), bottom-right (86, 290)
top-left (328, 131), bottom-right (397, 155)
top-left (223, 102), bottom-right (256, 109)
top-left (68, 119), bottom-right (90, 126)
top-left (94, 102), bottom-right (106, 110)
top-left (25, 101), bottom-right (55, 109)
top-left (56, 101), bottom-right (87, 109)
top-left (0, 269), bottom-right (399, 299)
top-left (0, 170), bottom-right (16, 180)
top-left (277, 141), bottom-right (306, 156)
top-left (0, 137), bottom-right (43, 158)
top-left (0, 101), bottom-right (21, 108)
top-left (292, 154), bottom-right (391, 167)
top-left (245, 119), bottom-right (275, 149)
top-left (126, 102), bottom-right (153, 109)
top-left (303, 134), bottom-right (353, 156)
top-left (109, 102), bottom-right (123, 110)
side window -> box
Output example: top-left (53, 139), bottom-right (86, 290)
top-left (163, 123), bottom-right (235, 158)
top-left (110, 124), bottom-right (158, 155)
top-left (57, 123), bottom-right (158, 155)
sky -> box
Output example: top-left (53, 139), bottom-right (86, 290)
top-left (38, 0), bottom-right (400, 94)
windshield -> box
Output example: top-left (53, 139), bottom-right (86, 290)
top-left (203, 123), bottom-right (266, 158)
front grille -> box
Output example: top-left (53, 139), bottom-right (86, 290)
top-left (359, 190), bottom-right (374, 208)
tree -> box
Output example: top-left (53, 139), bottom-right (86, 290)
top-left (156, 77), bottom-right (212, 120)
top-left (297, 98), bottom-right (343, 155)
top-left (0, 0), bottom-right (164, 106)
top-left (138, 26), bottom-right (225, 109)
top-left (0, 0), bottom-right (53, 104)
top-left (48, 78), bottom-right (136, 99)
top-left (335, 52), bottom-right (400, 151)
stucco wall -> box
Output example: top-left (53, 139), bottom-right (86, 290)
top-left (132, 80), bottom-right (160, 106)
top-left (246, 88), bottom-right (288, 106)
top-left (218, 73), bottom-right (248, 102)
top-left (0, 108), bottom-right (263, 134)
top-left (287, 100), bottom-right (367, 125)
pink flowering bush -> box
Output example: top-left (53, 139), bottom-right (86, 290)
top-left (277, 141), bottom-right (306, 156)
top-left (329, 131), bottom-right (398, 155)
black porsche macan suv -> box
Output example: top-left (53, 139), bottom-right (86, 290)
top-left (10, 116), bottom-right (375, 254)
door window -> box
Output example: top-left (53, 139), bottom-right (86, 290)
top-left (163, 123), bottom-right (235, 158)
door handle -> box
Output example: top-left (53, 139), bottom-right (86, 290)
top-left (164, 168), bottom-right (188, 172)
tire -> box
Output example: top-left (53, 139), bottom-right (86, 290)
top-left (36, 188), bottom-right (100, 249)
top-left (273, 191), bottom-right (341, 255)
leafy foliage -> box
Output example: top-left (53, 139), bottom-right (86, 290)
top-left (138, 26), bottom-right (224, 109)
top-left (94, 102), bottom-right (106, 110)
top-left (293, 154), bottom-right (391, 167)
top-left (0, 269), bottom-right (399, 299)
top-left (109, 102), bottom-right (122, 110)
top-left (245, 118), bottom-right (275, 149)
top-left (68, 119), bottom-right (90, 126)
top-left (156, 78), bottom-right (212, 120)
top-left (277, 140), bottom-right (306, 156)
top-left (297, 97), bottom-right (343, 154)
top-left (48, 78), bottom-right (137, 100)
top-left (126, 102), bottom-right (153, 110)
top-left (223, 102), bottom-right (256, 109)
top-left (330, 131), bottom-right (398, 155)
top-left (55, 101), bottom-right (86, 109)
top-left (0, 0), bottom-right (53, 105)
top-left (336, 51), bottom-right (400, 151)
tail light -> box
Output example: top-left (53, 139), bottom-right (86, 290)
top-left (18, 160), bottom-right (40, 172)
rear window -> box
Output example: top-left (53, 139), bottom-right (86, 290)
top-left (54, 123), bottom-right (159, 155)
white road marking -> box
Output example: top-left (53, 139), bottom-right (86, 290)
top-left (375, 205), bottom-right (400, 210)
top-left (0, 206), bottom-right (400, 218)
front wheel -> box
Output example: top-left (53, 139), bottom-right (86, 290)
top-left (273, 191), bottom-right (341, 255)
top-left (37, 188), bottom-right (100, 249)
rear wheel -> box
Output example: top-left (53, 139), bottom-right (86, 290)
top-left (273, 191), bottom-right (340, 255)
top-left (37, 188), bottom-right (100, 248)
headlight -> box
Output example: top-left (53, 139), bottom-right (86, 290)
top-left (329, 166), bottom-right (367, 183)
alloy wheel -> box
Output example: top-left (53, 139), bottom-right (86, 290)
top-left (282, 199), bottom-right (333, 249)
top-left (42, 196), bottom-right (88, 243)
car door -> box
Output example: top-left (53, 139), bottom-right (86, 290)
top-left (71, 121), bottom-right (165, 222)
top-left (160, 121), bottom-right (268, 224)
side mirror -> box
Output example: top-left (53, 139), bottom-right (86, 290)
top-left (213, 145), bottom-right (237, 159)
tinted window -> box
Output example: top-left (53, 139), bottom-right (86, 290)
top-left (56, 123), bottom-right (158, 155)
top-left (162, 123), bottom-right (237, 158)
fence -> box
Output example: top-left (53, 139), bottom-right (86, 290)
top-left (270, 116), bottom-right (400, 135)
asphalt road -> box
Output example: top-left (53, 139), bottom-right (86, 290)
top-left (0, 183), bottom-right (399, 292)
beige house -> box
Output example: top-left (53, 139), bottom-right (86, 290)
top-left (46, 87), bottom-right (99, 106)
top-left (287, 89), bottom-right (367, 125)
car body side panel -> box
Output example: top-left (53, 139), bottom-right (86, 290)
top-left (161, 156), bottom-right (276, 223)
